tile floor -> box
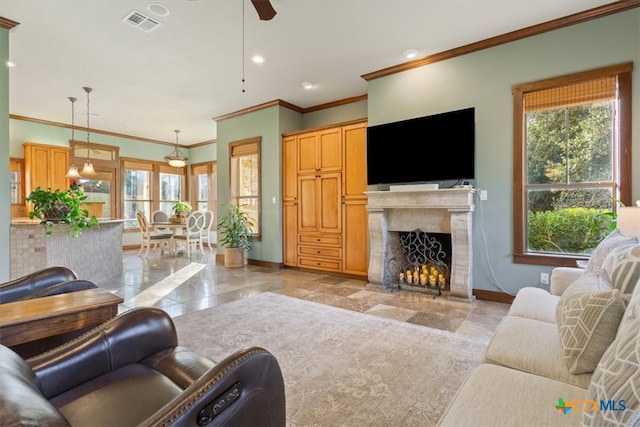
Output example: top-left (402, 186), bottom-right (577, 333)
top-left (102, 249), bottom-right (510, 341)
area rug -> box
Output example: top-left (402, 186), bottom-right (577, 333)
top-left (172, 292), bottom-right (487, 427)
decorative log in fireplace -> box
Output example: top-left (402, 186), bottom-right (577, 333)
top-left (366, 188), bottom-right (475, 301)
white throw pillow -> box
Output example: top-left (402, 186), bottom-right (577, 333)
top-left (582, 283), bottom-right (640, 426)
top-left (584, 230), bottom-right (638, 275)
top-left (556, 273), bottom-right (625, 374)
top-left (601, 243), bottom-right (640, 296)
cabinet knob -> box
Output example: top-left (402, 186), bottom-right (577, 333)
top-left (317, 238), bottom-right (320, 242)
top-left (317, 250), bottom-right (320, 254)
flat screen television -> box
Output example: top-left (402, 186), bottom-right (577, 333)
top-left (366, 107), bottom-right (475, 186)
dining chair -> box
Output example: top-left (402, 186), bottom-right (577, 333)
top-left (152, 209), bottom-right (171, 234)
top-left (201, 210), bottom-right (214, 251)
top-left (173, 211), bottom-right (206, 257)
top-left (136, 211), bottom-right (174, 258)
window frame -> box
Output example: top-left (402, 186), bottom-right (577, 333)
top-left (191, 161), bottom-right (217, 226)
top-left (229, 137), bottom-right (261, 239)
top-left (121, 158), bottom-right (187, 231)
top-left (512, 62), bottom-right (632, 267)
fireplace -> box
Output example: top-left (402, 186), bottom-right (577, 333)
top-left (366, 188), bottom-right (475, 300)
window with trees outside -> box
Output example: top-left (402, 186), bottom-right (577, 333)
top-left (123, 161), bottom-right (152, 229)
top-left (123, 160), bottom-right (186, 230)
top-left (513, 63), bottom-right (632, 267)
top-left (191, 162), bottom-right (217, 212)
top-left (230, 137), bottom-right (261, 238)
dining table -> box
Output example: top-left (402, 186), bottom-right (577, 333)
top-left (151, 221), bottom-right (188, 255)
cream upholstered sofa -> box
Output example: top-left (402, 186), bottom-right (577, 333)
top-left (438, 230), bottom-right (640, 427)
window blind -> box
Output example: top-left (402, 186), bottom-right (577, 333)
top-left (524, 76), bottom-right (617, 112)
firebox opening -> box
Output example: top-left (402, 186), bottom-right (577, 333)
top-left (386, 229), bottom-right (452, 295)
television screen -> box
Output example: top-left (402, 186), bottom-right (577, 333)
top-left (366, 107), bottom-right (475, 186)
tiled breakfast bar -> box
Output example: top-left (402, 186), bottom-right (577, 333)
top-left (9, 219), bottom-right (125, 284)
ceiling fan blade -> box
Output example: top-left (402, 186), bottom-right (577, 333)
top-left (251, 0), bottom-right (277, 21)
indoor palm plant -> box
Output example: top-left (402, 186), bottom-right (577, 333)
top-left (25, 185), bottom-right (99, 237)
top-left (217, 203), bottom-right (254, 268)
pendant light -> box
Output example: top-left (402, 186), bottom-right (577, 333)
top-left (80, 86), bottom-right (97, 176)
top-left (65, 96), bottom-right (82, 179)
top-left (165, 129), bottom-right (188, 168)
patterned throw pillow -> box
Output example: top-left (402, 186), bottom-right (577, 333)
top-left (601, 243), bottom-right (640, 296)
top-left (556, 273), bottom-right (626, 374)
top-left (584, 230), bottom-right (638, 275)
top-left (583, 285), bottom-right (640, 426)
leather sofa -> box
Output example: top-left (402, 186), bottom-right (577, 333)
top-left (0, 307), bottom-right (286, 426)
top-left (0, 266), bottom-right (98, 303)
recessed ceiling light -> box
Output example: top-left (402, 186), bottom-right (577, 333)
top-left (6, 61), bottom-right (16, 68)
top-left (251, 55), bottom-right (265, 64)
top-left (147, 3), bottom-right (170, 17)
top-left (404, 48), bottom-right (419, 59)
top-left (302, 82), bottom-right (315, 90)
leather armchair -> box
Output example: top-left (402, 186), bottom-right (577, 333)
top-left (0, 307), bottom-right (286, 426)
top-left (0, 266), bottom-right (94, 303)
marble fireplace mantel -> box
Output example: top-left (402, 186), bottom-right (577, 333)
top-left (366, 188), bottom-right (475, 300)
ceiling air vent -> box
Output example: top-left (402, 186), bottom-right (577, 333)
top-left (122, 10), bottom-right (162, 33)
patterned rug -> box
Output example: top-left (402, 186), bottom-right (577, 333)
top-left (173, 292), bottom-right (487, 426)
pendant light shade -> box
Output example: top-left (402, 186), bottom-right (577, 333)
top-left (81, 86), bottom-right (97, 176)
top-left (65, 96), bottom-right (82, 179)
top-left (165, 129), bottom-right (188, 168)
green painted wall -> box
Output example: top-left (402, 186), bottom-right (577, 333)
top-left (9, 119), bottom-right (185, 161)
top-left (0, 27), bottom-right (9, 281)
top-left (302, 99), bottom-right (367, 128)
top-left (367, 9), bottom-right (640, 294)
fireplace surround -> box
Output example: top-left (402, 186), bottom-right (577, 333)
top-left (366, 188), bottom-right (475, 300)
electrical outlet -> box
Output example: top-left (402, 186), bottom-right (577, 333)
top-left (479, 190), bottom-right (488, 201)
top-left (540, 273), bottom-right (549, 285)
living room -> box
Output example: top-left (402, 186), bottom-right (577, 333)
top-left (1, 2), bottom-right (640, 426)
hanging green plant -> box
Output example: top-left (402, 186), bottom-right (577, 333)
top-left (25, 185), bottom-right (99, 237)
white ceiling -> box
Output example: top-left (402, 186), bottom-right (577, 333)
top-left (2, 0), bottom-right (618, 146)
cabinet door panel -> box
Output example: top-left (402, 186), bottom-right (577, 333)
top-left (283, 137), bottom-right (298, 201)
top-left (343, 123), bottom-right (367, 198)
top-left (298, 133), bottom-right (318, 173)
top-left (50, 148), bottom-right (69, 191)
top-left (319, 172), bottom-right (341, 233)
top-left (283, 201), bottom-right (298, 266)
top-left (298, 175), bottom-right (318, 232)
top-left (343, 199), bottom-right (368, 275)
top-left (30, 145), bottom-right (50, 191)
top-left (318, 128), bottom-right (342, 171)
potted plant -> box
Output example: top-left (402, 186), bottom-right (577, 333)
top-left (217, 203), bottom-right (254, 268)
top-left (171, 200), bottom-right (192, 223)
top-left (25, 185), bottom-right (99, 237)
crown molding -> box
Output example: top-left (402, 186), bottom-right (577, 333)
top-left (9, 114), bottom-right (215, 147)
top-left (0, 17), bottom-right (20, 30)
top-left (362, 0), bottom-right (640, 82)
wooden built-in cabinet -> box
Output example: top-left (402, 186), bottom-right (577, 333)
top-left (282, 120), bottom-right (368, 277)
top-left (23, 143), bottom-right (70, 212)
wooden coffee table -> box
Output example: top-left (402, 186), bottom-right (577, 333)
top-left (0, 288), bottom-right (123, 347)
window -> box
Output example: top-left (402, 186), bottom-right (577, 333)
top-left (159, 168), bottom-right (184, 215)
top-left (230, 137), bottom-right (261, 237)
top-left (123, 161), bottom-right (152, 229)
top-left (122, 160), bottom-right (186, 229)
top-left (191, 162), bottom-right (217, 212)
top-left (513, 63), bottom-right (632, 266)
top-left (71, 141), bottom-right (120, 219)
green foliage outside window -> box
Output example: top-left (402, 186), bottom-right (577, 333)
top-left (527, 207), bottom-right (615, 254)
top-left (525, 101), bottom-right (616, 255)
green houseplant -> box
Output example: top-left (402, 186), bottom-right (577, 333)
top-left (217, 203), bottom-right (254, 268)
top-left (171, 200), bottom-right (192, 222)
top-left (25, 185), bottom-right (99, 237)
